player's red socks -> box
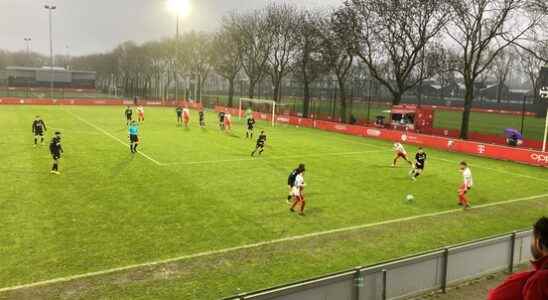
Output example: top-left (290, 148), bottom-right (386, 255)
top-left (290, 199), bottom-right (298, 210)
top-left (458, 194), bottom-right (469, 207)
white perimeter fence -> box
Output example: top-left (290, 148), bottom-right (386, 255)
top-left (223, 230), bottom-right (533, 300)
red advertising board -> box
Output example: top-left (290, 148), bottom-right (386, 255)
top-left (217, 106), bottom-right (546, 168)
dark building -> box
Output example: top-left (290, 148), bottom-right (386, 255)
top-left (4, 66), bottom-right (96, 89)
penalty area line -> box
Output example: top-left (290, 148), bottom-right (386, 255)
top-left (1, 193), bottom-right (547, 293)
top-left (66, 110), bottom-right (162, 166)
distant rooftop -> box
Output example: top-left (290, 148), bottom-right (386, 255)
top-left (5, 66), bottom-right (96, 74)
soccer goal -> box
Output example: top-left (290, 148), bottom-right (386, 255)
top-left (239, 98), bottom-right (278, 126)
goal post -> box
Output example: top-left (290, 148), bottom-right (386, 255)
top-left (239, 98), bottom-right (277, 126)
top-left (540, 86), bottom-right (548, 152)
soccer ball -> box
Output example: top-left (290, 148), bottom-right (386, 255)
top-left (406, 194), bottom-right (415, 202)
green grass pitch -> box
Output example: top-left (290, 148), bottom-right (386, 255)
top-left (0, 105), bottom-right (547, 299)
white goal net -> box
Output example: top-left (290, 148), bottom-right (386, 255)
top-left (239, 98), bottom-right (280, 126)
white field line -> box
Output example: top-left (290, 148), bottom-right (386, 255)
top-left (1, 193), bottom-right (547, 293)
top-left (66, 110), bottom-right (162, 166)
top-left (162, 150), bottom-right (389, 166)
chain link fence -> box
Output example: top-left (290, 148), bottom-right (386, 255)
top-left (203, 77), bottom-right (548, 142)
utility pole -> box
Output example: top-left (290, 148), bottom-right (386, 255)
top-left (24, 38), bottom-right (32, 65)
top-left (24, 38), bottom-right (32, 97)
top-left (45, 4), bottom-right (57, 100)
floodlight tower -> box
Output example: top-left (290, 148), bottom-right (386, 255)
top-left (24, 38), bottom-right (32, 64)
top-left (167, 0), bottom-right (191, 102)
top-left (45, 4), bottom-right (57, 100)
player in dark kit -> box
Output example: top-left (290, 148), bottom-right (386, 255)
top-left (409, 148), bottom-right (427, 181)
top-left (246, 117), bottom-right (256, 139)
top-left (49, 131), bottom-right (63, 175)
top-left (251, 131), bottom-right (267, 156)
top-left (124, 106), bottom-right (133, 125)
top-left (287, 163), bottom-right (306, 203)
top-left (218, 111), bottom-right (226, 130)
top-left (199, 110), bottom-right (206, 128)
top-left (32, 116), bottom-right (47, 147)
top-left (175, 106), bottom-right (183, 126)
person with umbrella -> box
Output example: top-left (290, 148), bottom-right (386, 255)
top-left (504, 128), bottom-right (523, 147)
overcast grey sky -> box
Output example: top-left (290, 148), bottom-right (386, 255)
top-left (0, 0), bottom-right (342, 56)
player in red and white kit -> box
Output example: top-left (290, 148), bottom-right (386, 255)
top-left (224, 113), bottom-right (232, 131)
top-left (182, 107), bottom-right (190, 127)
top-left (392, 142), bottom-right (412, 167)
top-left (290, 169), bottom-right (306, 216)
top-left (136, 105), bottom-right (145, 123)
top-left (458, 161), bottom-right (473, 209)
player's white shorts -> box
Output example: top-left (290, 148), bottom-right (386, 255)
top-left (291, 187), bottom-right (302, 197)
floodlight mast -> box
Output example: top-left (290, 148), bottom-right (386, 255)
top-left (45, 4), bottom-right (56, 100)
top-left (167, 0), bottom-right (190, 103)
top-left (24, 38), bottom-right (32, 66)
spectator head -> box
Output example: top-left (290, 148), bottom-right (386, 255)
top-left (532, 217), bottom-right (548, 260)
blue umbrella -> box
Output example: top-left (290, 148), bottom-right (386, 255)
top-left (504, 128), bottom-right (523, 140)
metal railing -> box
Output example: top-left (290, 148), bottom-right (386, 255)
top-left (222, 230), bottom-right (533, 300)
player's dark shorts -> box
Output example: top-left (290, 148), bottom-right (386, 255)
top-left (256, 142), bottom-right (265, 148)
top-left (126, 115), bottom-right (132, 120)
top-left (34, 130), bottom-right (44, 136)
top-left (51, 152), bottom-right (61, 160)
top-left (415, 163), bottom-right (424, 170)
top-left (130, 134), bottom-right (139, 143)
top-left (248, 126), bottom-right (254, 130)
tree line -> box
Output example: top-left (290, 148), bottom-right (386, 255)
top-left (1, 0), bottom-right (547, 138)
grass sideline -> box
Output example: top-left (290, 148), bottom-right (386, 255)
top-left (0, 105), bottom-right (547, 299)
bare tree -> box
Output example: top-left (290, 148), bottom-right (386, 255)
top-left (293, 10), bottom-right (328, 117)
top-left (264, 2), bottom-right (300, 102)
top-left (233, 10), bottom-right (273, 99)
top-left (491, 49), bottom-right (515, 103)
top-left (445, 0), bottom-right (544, 139)
top-left (343, 0), bottom-right (450, 105)
top-left (519, 42), bottom-right (548, 104)
top-left (319, 9), bottom-right (355, 122)
top-left (435, 48), bottom-right (460, 101)
top-left (415, 42), bottom-right (450, 106)
top-left (210, 17), bottom-right (242, 107)
top-left (182, 31), bottom-right (212, 101)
